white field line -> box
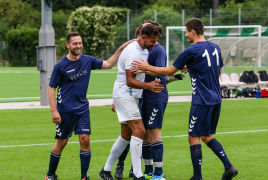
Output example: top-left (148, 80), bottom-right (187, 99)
top-left (0, 71), bottom-right (117, 74)
top-left (0, 92), bottom-right (192, 101)
top-left (0, 129), bottom-right (267, 148)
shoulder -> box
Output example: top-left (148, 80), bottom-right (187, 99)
top-left (54, 57), bottom-right (67, 69)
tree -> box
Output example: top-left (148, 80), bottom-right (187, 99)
top-left (66, 6), bottom-right (128, 58)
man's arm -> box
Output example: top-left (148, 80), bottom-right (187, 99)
top-left (131, 59), bottom-right (179, 76)
top-left (102, 40), bottom-right (135, 69)
top-left (48, 86), bottom-right (61, 124)
top-left (126, 70), bottom-right (164, 93)
top-left (220, 68), bottom-right (222, 76)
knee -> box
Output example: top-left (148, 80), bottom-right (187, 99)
top-left (133, 127), bottom-right (146, 140)
top-left (80, 135), bottom-right (90, 145)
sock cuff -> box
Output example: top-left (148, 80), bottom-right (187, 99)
top-left (151, 141), bottom-right (163, 150)
top-left (51, 151), bottom-right (61, 158)
top-left (119, 135), bottom-right (130, 144)
top-left (80, 150), bottom-right (91, 156)
top-left (207, 138), bottom-right (217, 148)
top-left (142, 142), bottom-right (151, 147)
top-left (190, 144), bottom-right (201, 151)
top-left (131, 135), bottom-right (143, 143)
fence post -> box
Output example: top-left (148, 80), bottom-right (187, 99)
top-left (154, 10), bottom-right (157, 22)
top-left (182, 9), bottom-right (185, 52)
top-left (2, 41), bottom-right (5, 67)
top-left (210, 9), bottom-right (212, 38)
top-left (127, 11), bottom-right (130, 41)
top-left (238, 8), bottom-right (241, 37)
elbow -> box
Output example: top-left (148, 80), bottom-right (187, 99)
top-left (126, 80), bottom-right (134, 88)
top-left (166, 72), bottom-right (173, 76)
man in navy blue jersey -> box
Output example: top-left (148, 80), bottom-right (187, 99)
top-left (131, 18), bottom-right (238, 180)
top-left (44, 32), bottom-right (133, 180)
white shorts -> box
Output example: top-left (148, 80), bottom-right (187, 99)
top-left (113, 97), bottom-right (142, 123)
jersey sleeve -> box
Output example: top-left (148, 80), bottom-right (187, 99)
top-left (125, 50), bottom-right (140, 69)
top-left (91, 57), bottom-right (103, 70)
top-left (172, 48), bottom-right (193, 70)
top-left (49, 63), bottom-right (62, 88)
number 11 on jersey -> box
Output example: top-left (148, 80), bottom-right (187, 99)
top-left (202, 48), bottom-right (219, 67)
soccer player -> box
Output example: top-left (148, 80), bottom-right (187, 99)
top-left (44, 32), bottom-right (133, 180)
top-left (98, 23), bottom-right (164, 180)
top-left (131, 18), bottom-right (238, 180)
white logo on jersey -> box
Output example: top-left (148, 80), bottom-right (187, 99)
top-left (191, 78), bottom-right (197, 95)
top-left (220, 151), bottom-right (225, 156)
top-left (58, 87), bottom-right (62, 104)
top-left (189, 115), bottom-right (197, 132)
top-left (67, 69), bottom-right (75, 73)
top-left (148, 108), bottom-right (158, 125)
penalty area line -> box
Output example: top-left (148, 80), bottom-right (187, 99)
top-left (0, 129), bottom-right (267, 148)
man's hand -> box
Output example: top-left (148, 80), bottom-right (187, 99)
top-left (111, 102), bottom-right (115, 113)
top-left (52, 110), bottom-right (61, 124)
top-left (119, 39), bottom-right (136, 51)
top-left (147, 80), bottom-right (164, 93)
top-left (181, 65), bottom-right (188, 74)
top-left (131, 58), bottom-right (149, 73)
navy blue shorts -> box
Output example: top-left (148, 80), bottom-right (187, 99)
top-left (188, 103), bottom-right (221, 137)
top-left (141, 102), bottom-right (167, 129)
top-left (55, 107), bottom-right (91, 139)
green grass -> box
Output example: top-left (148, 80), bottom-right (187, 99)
top-left (0, 99), bottom-right (267, 179)
top-left (0, 67), bottom-right (192, 103)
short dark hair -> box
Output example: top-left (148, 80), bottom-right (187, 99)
top-left (66, 32), bottom-right (82, 44)
top-left (140, 23), bottom-right (161, 37)
top-left (185, 18), bottom-right (204, 35)
top-left (135, 24), bottom-right (143, 38)
top-left (144, 20), bottom-right (162, 35)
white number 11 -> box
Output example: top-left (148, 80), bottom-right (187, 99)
top-left (202, 48), bottom-right (219, 67)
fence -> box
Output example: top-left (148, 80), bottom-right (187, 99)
top-left (2, 8), bottom-right (268, 66)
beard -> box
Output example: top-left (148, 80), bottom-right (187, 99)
top-left (70, 47), bottom-right (82, 56)
top-left (144, 42), bottom-right (154, 51)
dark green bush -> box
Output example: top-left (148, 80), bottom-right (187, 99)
top-left (4, 26), bottom-right (39, 66)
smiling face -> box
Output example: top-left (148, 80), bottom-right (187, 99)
top-left (66, 36), bottom-right (83, 56)
top-left (142, 34), bottom-right (158, 51)
top-left (185, 28), bottom-right (194, 43)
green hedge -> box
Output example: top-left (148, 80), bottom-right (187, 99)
top-left (4, 26), bottom-right (39, 67)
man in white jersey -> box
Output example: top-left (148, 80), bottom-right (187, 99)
top-left (99, 24), bottom-right (164, 180)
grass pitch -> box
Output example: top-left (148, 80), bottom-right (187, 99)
top-left (0, 99), bottom-right (267, 179)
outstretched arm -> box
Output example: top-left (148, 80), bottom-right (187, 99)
top-left (102, 40), bottom-right (135, 69)
top-left (131, 59), bottom-right (179, 76)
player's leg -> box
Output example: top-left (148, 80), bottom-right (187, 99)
top-left (188, 105), bottom-right (213, 180)
top-left (45, 111), bottom-right (77, 180)
top-left (79, 134), bottom-right (91, 180)
top-left (127, 119), bottom-right (146, 179)
top-left (114, 143), bottom-right (130, 179)
top-left (142, 130), bottom-right (153, 179)
top-left (201, 103), bottom-right (238, 180)
top-left (146, 102), bottom-right (167, 180)
top-left (141, 102), bottom-right (153, 179)
top-left (75, 108), bottom-right (92, 180)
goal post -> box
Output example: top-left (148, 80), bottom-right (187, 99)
top-left (166, 25), bottom-right (264, 66)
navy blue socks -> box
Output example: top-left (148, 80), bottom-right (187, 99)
top-left (80, 150), bottom-right (91, 179)
top-left (142, 142), bottom-right (153, 174)
top-left (207, 138), bottom-right (232, 170)
top-left (117, 143), bottom-right (130, 167)
top-left (47, 151), bottom-right (61, 176)
top-left (152, 141), bottom-right (163, 176)
top-left (190, 144), bottom-right (202, 179)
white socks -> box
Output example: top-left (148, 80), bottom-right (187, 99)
top-left (130, 135), bottom-right (143, 178)
top-left (104, 135), bottom-right (130, 171)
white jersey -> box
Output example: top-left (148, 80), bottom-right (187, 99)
top-left (113, 41), bottom-right (148, 98)
top-left (230, 46), bottom-right (237, 56)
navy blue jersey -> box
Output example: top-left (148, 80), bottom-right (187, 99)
top-left (173, 41), bottom-right (223, 105)
top-left (49, 54), bottom-right (103, 112)
top-left (143, 44), bottom-right (168, 103)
